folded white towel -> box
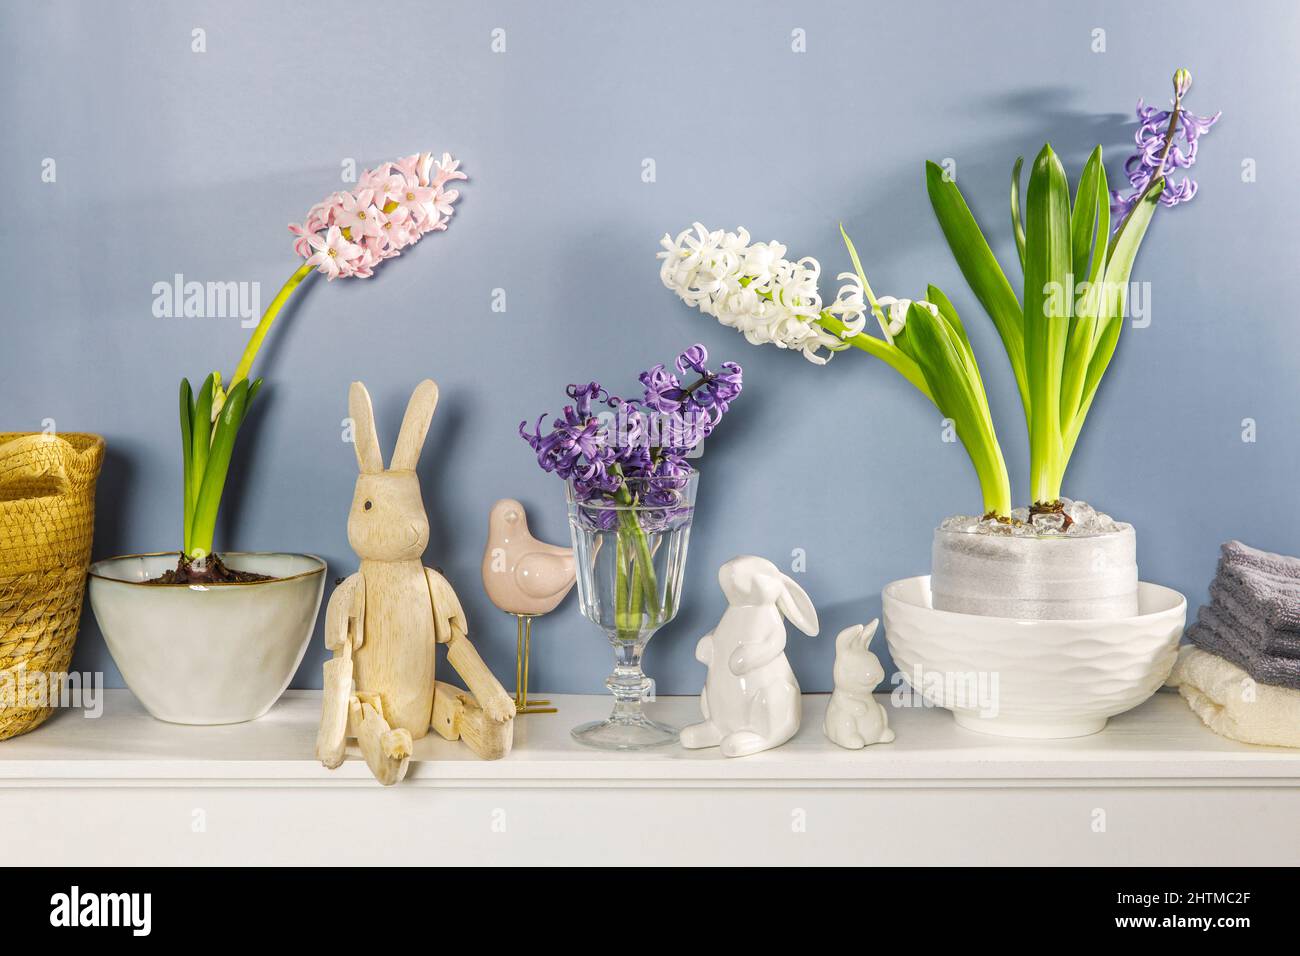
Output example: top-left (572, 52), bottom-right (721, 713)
top-left (1167, 645), bottom-right (1300, 748)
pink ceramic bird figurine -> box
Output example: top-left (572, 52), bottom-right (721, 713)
top-left (483, 499), bottom-right (576, 614)
top-left (482, 499), bottom-right (576, 713)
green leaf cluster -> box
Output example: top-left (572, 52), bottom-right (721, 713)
top-left (922, 145), bottom-right (1163, 507)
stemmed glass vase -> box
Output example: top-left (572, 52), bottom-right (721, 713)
top-left (565, 472), bottom-right (697, 750)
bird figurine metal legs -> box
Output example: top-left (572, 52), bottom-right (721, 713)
top-left (512, 612), bottom-right (556, 714)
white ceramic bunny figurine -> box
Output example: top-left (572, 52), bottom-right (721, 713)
top-left (680, 555), bottom-right (819, 758)
top-left (823, 621), bottom-right (895, 749)
top-left (315, 380), bottom-right (516, 785)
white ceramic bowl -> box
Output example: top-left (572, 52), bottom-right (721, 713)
top-left (88, 552), bottom-right (326, 725)
top-left (882, 575), bottom-right (1186, 738)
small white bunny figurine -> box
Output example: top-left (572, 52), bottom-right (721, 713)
top-left (680, 556), bottom-right (819, 758)
top-left (823, 621), bottom-right (895, 749)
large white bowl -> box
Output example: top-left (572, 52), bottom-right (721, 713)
top-left (882, 575), bottom-right (1186, 738)
top-left (88, 552), bottom-right (326, 725)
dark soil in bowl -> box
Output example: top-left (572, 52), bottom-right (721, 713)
top-left (145, 553), bottom-right (274, 584)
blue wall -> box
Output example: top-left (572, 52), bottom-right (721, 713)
top-left (4, 0), bottom-right (1296, 694)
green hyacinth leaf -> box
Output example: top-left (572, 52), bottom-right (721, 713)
top-left (188, 379), bottom-right (250, 560)
top-left (1066, 176), bottom-right (1165, 459)
top-left (1010, 156), bottom-right (1027, 271)
top-left (240, 377), bottom-right (263, 427)
top-left (906, 302), bottom-right (1010, 516)
top-left (179, 378), bottom-right (194, 554)
top-left (926, 284), bottom-right (992, 424)
top-left (1022, 143), bottom-right (1072, 502)
top-left (190, 373), bottom-right (216, 517)
top-left (1060, 147), bottom-right (1109, 427)
top-left (926, 159), bottom-right (1028, 413)
top-left (1069, 147), bottom-right (1104, 283)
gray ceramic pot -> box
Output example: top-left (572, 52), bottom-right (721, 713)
top-left (88, 552), bottom-right (325, 724)
top-left (930, 524), bottom-right (1139, 620)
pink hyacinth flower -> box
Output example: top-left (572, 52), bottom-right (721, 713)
top-left (304, 226), bottom-right (363, 280)
top-left (289, 153), bottom-right (465, 278)
top-left (336, 189), bottom-right (383, 241)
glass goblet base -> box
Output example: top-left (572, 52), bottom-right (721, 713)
top-left (571, 712), bottom-right (679, 751)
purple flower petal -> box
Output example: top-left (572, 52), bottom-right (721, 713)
top-left (1111, 93), bottom-right (1219, 233)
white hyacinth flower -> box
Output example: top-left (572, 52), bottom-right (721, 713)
top-left (873, 296), bottom-right (939, 344)
top-left (828, 272), bottom-right (868, 337)
top-left (657, 223), bottom-right (866, 364)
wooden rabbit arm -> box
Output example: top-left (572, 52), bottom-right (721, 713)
top-left (424, 567), bottom-right (468, 646)
top-left (425, 568), bottom-right (515, 723)
top-left (445, 634), bottom-right (515, 722)
top-left (317, 575), bottom-right (365, 768)
top-left (324, 573), bottom-right (365, 651)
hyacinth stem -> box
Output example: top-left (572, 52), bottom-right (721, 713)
top-left (1111, 81), bottom-right (1184, 249)
top-left (614, 485), bottom-right (660, 640)
top-left (832, 229), bottom-right (1008, 515)
top-left (178, 261), bottom-right (312, 559)
top-left (733, 273), bottom-right (934, 400)
top-left (629, 555), bottom-right (645, 625)
top-left (229, 261), bottom-right (315, 388)
top-left (615, 533), bottom-right (630, 628)
top-left (813, 313), bottom-right (934, 400)
top-left (1153, 90), bottom-right (1184, 180)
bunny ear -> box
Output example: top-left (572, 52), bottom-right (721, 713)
top-left (390, 379), bottom-right (439, 471)
top-left (862, 618), bottom-right (879, 644)
top-left (777, 573), bottom-right (819, 636)
top-left (349, 381), bottom-right (384, 474)
top-left (835, 624), bottom-right (863, 653)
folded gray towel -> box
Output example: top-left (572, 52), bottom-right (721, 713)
top-left (1222, 540), bottom-right (1300, 581)
top-left (1209, 580), bottom-right (1300, 658)
top-left (1215, 561), bottom-right (1300, 632)
top-left (1188, 605), bottom-right (1300, 691)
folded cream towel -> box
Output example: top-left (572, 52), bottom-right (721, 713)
top-left (1168, 645), bottom-right (1300, 748)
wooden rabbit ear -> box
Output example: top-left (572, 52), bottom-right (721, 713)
top-left (349, 381), bottom-right (384, 474)
top-left (390, 379), bottom-right (439, 472)
top-left (777, 573), bottom-right (820, 637)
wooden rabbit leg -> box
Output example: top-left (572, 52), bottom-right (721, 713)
top-left (430, 681), bottom-right (514, 760)
top-left (351, 693), bottom-right (412, 786)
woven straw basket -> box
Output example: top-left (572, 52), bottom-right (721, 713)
top-left (0, 432), bottom-right (104, 740)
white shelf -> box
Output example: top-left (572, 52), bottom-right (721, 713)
top-left (2, 689), bottom-right (1296, 784)
top-left (3, 690), bottom-right (1297, 865)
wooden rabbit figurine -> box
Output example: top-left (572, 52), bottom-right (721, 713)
top-left (316, 380), bottom-right (516, 785)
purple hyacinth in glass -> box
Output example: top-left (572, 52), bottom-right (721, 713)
top-left (521, 344), bottom-right (742, 749)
